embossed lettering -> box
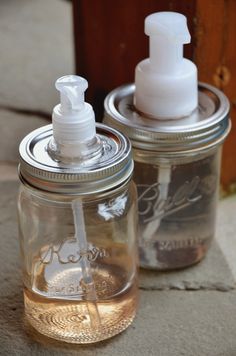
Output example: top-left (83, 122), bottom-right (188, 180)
top-left (158, 236), bottom-right (206, 251)
top-left (39, 238), bottom-right (109, 265)
top-left (137, 176), bottom-right (202, 224)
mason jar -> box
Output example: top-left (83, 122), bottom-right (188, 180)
top-left (18, 123), bottom-right (138, 343)
top-left (104, 82), bottom-right (231, 270)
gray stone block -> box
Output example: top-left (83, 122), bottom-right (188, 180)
top-left (0, 0), bottom-right (74, 113)
top-left (0, 109), bottom-right (48, 161)
top-left (134, 289), bottom-right (236, 356)
top-left (215, 194), bottom-right (236, 280)
top-left (0, 163), bottom-right (18, 181)
top-left (2, 287), bottom-right (236, 355)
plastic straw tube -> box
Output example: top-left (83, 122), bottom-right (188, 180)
top-left (72, 199), bottom-right (101, 328)
top-left (143, 165), bottom-right (171, 241)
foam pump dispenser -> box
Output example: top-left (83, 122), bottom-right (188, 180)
top-left (18, 75), bottom-right (138, 343)
top-left (104, 12), bottom-right (231, 270)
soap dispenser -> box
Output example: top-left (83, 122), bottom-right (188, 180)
top-left (104, 12), bottom-right (231, 270)
top-left (18, 75), bottom-right (138, 343)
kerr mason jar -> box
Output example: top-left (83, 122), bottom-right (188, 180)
top-left (18, 123), bottom-right (138, 343)
top-left (104, 83), bottom-right (231, 270)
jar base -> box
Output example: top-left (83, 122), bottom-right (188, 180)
top-left (24, 285), bottom-right (137, 344)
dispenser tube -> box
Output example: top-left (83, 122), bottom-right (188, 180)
top-left (72, 199), bottom-right (101, 328)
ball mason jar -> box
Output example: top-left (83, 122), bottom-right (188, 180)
top-left (104, 83), bottom-right (231, 270)
top-left (18, 123), bottom-right (138, 343)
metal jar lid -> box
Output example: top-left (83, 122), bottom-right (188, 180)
top-left (19, 123), bottom-right (133, 194)
top-left (104, 82), bottom-right (231, 153)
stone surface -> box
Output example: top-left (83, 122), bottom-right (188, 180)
top-left (2, 288), bottom-right (236, 356)
top-left (0, 109), bottom-right (49, 162)
top-left (215, 194), bottom-right (236, 281)
top-left (1, 181), bottom-right (236, 355)
top-left (0, 0), bottom-right (74, 113)
top-left (0, 163), bottom-right (18, 181)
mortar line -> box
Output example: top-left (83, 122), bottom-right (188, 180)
top-left (139, 285), bottom-right (236, 292)
top-left (0, 105), bottom-right (51, 120)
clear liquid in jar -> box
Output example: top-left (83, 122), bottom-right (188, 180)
top-left (134, 152), bottom-right (220, 270)
top-left (24, 263), bottom-right (137, 344)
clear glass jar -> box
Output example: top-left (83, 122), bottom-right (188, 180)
top-left (104, 82), bottom-right (230, 270)
top-left (18, 113), bottom-right (138, 343)
top-left (18, 179), bottom-right (138, 343)
top-left (133, 146), bottom-right (221, 269)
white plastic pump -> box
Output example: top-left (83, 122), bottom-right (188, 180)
top-left (134, 12), bottom-right (198, 118)
top-left (52, 75), bottom-right (96, 157)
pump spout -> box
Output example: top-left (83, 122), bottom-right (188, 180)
top-left (147, 12), bottom-right (190, 74)
top-left (52, 75), bottom-right (96, 145)
top-left (55, 76), bottom-right (88, 113)
top-left (49, 75), bottom-right (101, 161)
top-left (134, 12), bottom-right (198, 119)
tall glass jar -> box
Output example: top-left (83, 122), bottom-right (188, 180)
top-left (104, 82), bottom-right (231, 270)
top-left (18, 123), bottom-right (138, 344)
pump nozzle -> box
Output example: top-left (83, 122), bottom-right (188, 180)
top-left (134, 12), bottom-right (198, 119)
top-left (51, 75), bottom-right (97, 159)
top-left (146, 12), bottom-right (190, 74)
top-left (55, 75), bottom-right (88, 113)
